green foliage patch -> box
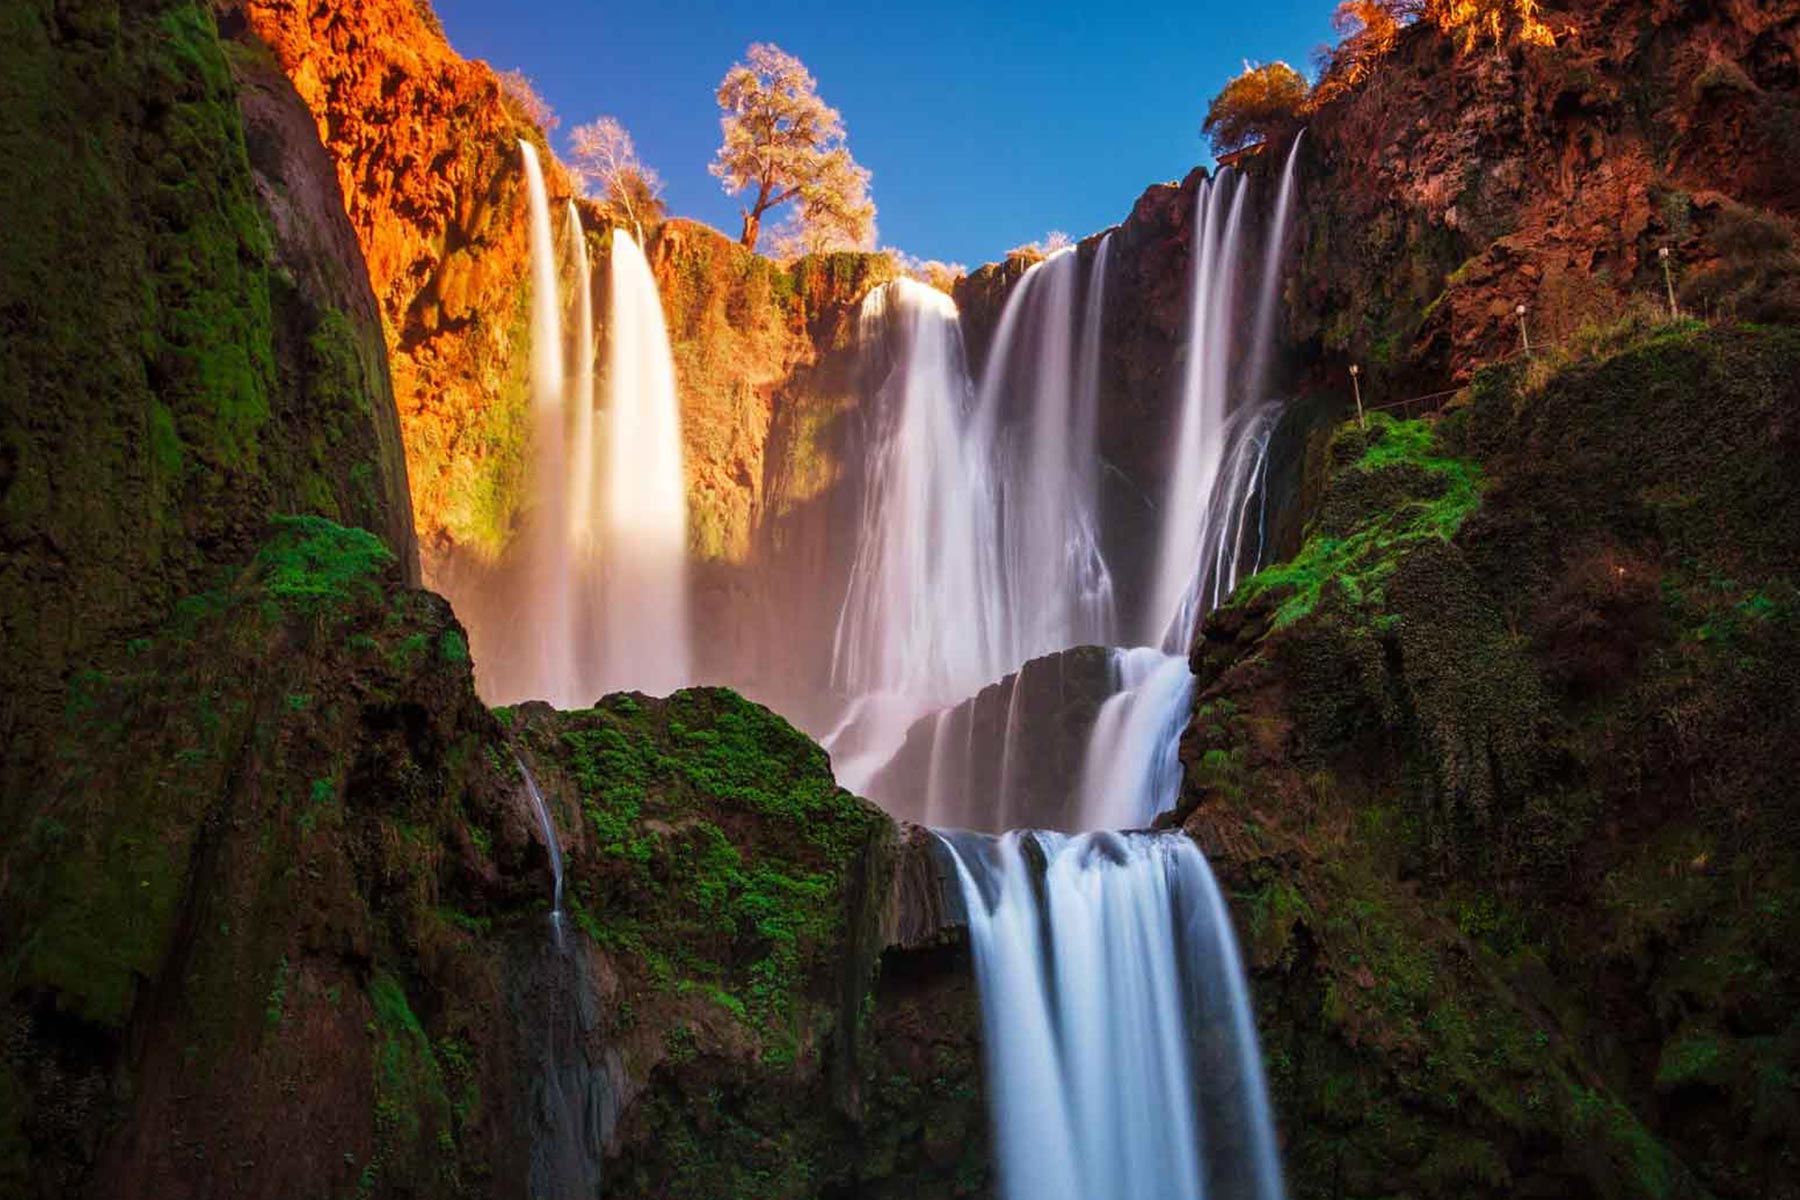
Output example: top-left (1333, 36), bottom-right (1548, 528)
top-left (535, 688), bottom-right (885, 1051)
top-left (253, 515), bottom-right (395, 614)
top-left (1235, 413), bottom-right (1482, 626)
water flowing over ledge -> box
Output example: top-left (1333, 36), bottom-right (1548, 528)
top-left (472, 153), bottom-right (691, 707)
top-left (939, 829), bottom-right (1286, 1200)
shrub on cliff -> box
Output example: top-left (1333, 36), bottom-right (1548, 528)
top-left (1203, 61), bottom-right (1311, 157)
top-left (1315, 0), bottom-right (1556, 102)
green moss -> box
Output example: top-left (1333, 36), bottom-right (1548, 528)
top-left (537, 689), bottom-right (886, 1045)
top-left (438, 630), bottom-right (469, 663)
top-left (1236, 414), bottom-right (1482, 626)
top-left (252, 515), bottom-right (394, 615)
top-left (365, 971), bottom-right (454, 1192)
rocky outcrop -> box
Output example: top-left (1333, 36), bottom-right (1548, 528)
top-left (666, 234), bottom-right (900, 725)
top-left (1291, 0), bottom-right (1800, 394)
top-left (1178, 325), bottom-right (1800, 1199)
top-left (233, 0), bottom-right (566, 561)
top-left (0, 0), bottom-right (416, 831)
top-left (866, 646), bottom-right (1119, 830)
top-left (0, 512), bottom-right (985, 1198)
top-left (646, 221), bottom-right (895, 566)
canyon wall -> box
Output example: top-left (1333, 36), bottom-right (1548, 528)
top-left (0, 0), bottom-right (417, 826)
top-left (4, 0), bottom-right (1799, 1197)
top-left (1289, 0), bottom-right (1800, 395)
top-left (1178, 323), bottom-right (1800, 1200)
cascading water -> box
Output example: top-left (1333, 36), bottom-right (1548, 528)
top-left (1247, 133), bottom-right (1305, 411)
top-left (1147, 170), bottom-right (1248, 652)
top-left (906, 143), bottom-right (1301, 1200)
top-left (828, 278), bottom-right (1002, 788)
top-left (829, 247), bottom-right (1118, 790)
top-left (517, 141), bottom-right (577, 705)
top-left (565, 201), bottom-right (598, 560)
top-left (977, 245), bottom-right (1117, 662)
top-left (481, 136), bottom-right (1304, 1200)
top-left (599, 229), bottom-right (692, 696)
top-left (1147, 140), bottom-right (1303, 654)
top-left (514, 751), bottom-right (565, 942)
top-left (941, 830), bottom-right (1285, 1200)
top-left (1075, 648), bottom-right (1195, 830)
top-left (833, 279), bottom-right (1000, 708)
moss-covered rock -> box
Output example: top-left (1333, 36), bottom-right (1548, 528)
top-left (0, 0), bottom-right (417, 842)
top-left (0, 515), bottom-right (983, 1198)
top-left (1183, 324), bottom-right (1800, 1199)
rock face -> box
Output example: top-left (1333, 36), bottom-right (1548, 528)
top-left (867, 646), bottom-right (1118, 830)
top-left (1179, 325), bottom-right (1800, 1199)
top-left (0, 0), bottom-right (417, 830)
top-left (0, 515), bottom-right (984, 1199)
top-left (1289, 0), bottom-right (1800, 393)
top-left (234, 0), bottom-right (560, 561)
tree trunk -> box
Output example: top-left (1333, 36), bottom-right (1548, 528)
top-left (739, 209), bottom-right (761, 251)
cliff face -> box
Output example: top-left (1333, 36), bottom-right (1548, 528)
top-left (234, 0), bottom-right (561, 561)
top-left (0, 515), bottom-right (982, 1199)
top-left (1179, 325), bottom-right (1800, 1199)
top-left (1292, 0), bottom-right (1800, 393)
top-left (227, 0), bottom-right (898, 606)
top-left (644, 220), bottom-right (895, 568)
top-left (0, 0), bottom-right (416, 823)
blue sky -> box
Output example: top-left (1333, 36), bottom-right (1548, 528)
top-left (432, 0), bottom-right (1338, 266)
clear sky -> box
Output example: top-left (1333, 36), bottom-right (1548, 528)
top-left (431, 0), bottom-right (1338, 267)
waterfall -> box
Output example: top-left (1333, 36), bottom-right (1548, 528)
top-left (1075, 648), bottom-right (1196, 830)
top-left (468, 156), bottom-right (690, 707)
top-left (1246, 133), bottom-right (1305, 410)
top-left (1194, 400), bottom-right (1283, 617)
top-left (1147, 171), bottom-right (1248, 652)
top-left (518, 141), bottom-right (576, 705)
top-left (833, 278), bottom-right (1000, 707)
top-left (565, 201), bottom-right (598, 557)
top-left (600, 229), bottom-right (692, 696)
top-left (513, 752), bottom-right (565, 942)
top-left (829, 246), bottom-right (1117, 791)
top-left (1147, 139), bottom-right (1303, 653)
top-left (941, 830), bottom-right (1286, 1200)
top-left (976, 245), bottom-right (1117, 663)
top-left (828, 278), bottom-right (1002, 788)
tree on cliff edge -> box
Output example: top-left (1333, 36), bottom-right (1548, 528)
top-left (1204, 62), bottom-right (1310, 157)
top-left (570, 117), bottom-right (666, 234)
top-left (710, 43), bottom-right (875, 254)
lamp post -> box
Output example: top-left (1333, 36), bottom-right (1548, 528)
top-left (1516, 303), bottom-right (1531, 357)
top-left (1350, 363), bottom-right (1365, 429)
top-left (1660, 246), bottom-right (1679, 321)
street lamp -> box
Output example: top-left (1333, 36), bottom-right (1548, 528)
top-left (1516, 303), bottom-right (1531, 356)
top-left (1349, 363), bottom-right (1365, 429)
top-left (1659, 246), bottom-right (1680, 321)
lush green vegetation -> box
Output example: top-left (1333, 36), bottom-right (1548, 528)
top-left (531, 689), bottom-right (886, 1053)
top-left (254, 515), bottom-right (397, 614)
top-left (1235, 413), bottom-right (1482, 626)
top-left (1191, 324), bottom-right (1800, 1200)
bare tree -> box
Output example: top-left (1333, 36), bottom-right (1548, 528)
top-left (497, 68), bottom-right (558, 131)
top-left (569, 117), bottom-right (665, 233)
top-left (710, 43), bottom-right (875, 253)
